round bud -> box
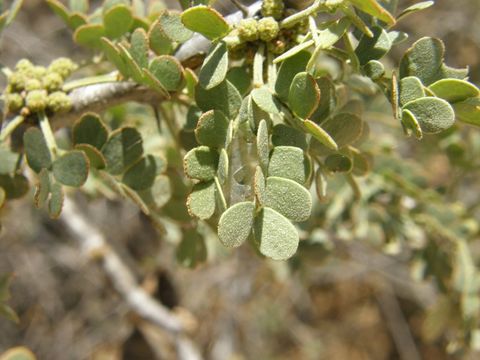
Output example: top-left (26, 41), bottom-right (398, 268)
top-left (48, 57), bottom-right (78, 79)
top-left (261, 0), bottom-right (284, 20)
top-left (43, 72), bottom-right (64, 92)
top-left (47, 91), bottom-right (72, 113)
top-left (15, 59), bottom-right (34, 72)
top-left (238, 18), bottom-right (259, 42)
top-left (25, 89), bottom-right (48, 112)
top-left (8, 72), bottom-right (26, 91)
top-left (6, 93), bottom-right (24, 113)
top-left (258, 17), bottom-right (280, 42)
top-left (31, 66), bottom-right (48, 79)
top-left (25, 79), bottom-right (42, 91)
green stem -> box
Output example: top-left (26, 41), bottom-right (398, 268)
top-left (308, 15), bottom-right (320, 47)
top-left (266, 51), bottom-right (277, 91)
top-left (253, 43), bottom-right (265, 87)
top-left (38, 111), bottom-right (58, 158)
top-left (280, 0), bottom-right (322, 29)
top-left (62, 72), bottom-right (119, 92)
top-left (0, 115), bottom-right (24, 142)
top-left (214, 176), bottom-right (228, 212)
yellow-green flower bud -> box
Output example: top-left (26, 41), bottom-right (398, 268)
top-left (238, 18), bottom-right (259, 42)
top-left (25, 79), bottom-right (43, 91)
top-left (261, 0), bottom-right (284, 20)
top-left (43, 72), bottom-right (64, 92)
top-left (15, 59), bottom-right (34, 72)
top-left (26, 89), bottom-right (48, 112)
top-left (47, 91), bottom-right (72, 113)
top-left (6, 93), bottom-right (24, 113)
top-left (258, 17), bottom-right (279, 41)
top-left (48, 57), bottom-right (78, 79)
top-left (8, 72), bottom-right (26, 91)
top-left (32, 66), bottom-right (47, 79)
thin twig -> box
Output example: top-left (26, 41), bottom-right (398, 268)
top-left (60, 197), bottom-right (203, 360)
top-left (375, 282), bottom-right (422, 360)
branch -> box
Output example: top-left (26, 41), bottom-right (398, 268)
top-left (51, 82), bottom-right (164, 128)
top-left (60, 197), bottom-right (202, 360)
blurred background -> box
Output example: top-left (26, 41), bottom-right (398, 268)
top-left (1, 1), bottom-right (480, 359)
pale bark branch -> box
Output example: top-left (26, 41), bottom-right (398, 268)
top-left (60, 197), bottom-right (202, 360)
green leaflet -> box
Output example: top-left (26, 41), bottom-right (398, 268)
top-left (74, 23), bottom-right (105, 48)
top-left (429, 79), bottom-right (480, 103)
top-left (138, 175), bottom-right (172, 210)
top-left (218, 201), bottom-right (255, 248)
top-left (275, 50), bottom-right (310, 102)
top-left (348, 0), bottom-right (396, 26)
top-left (453, 97), bottom-right (480, 127)
top-left (324, 153), bottom-right (353, 173)
top-left (117, 43), bottom-right (144, 82)
top-left (288, 72), bottom-right (320, 119)
top-left (320, 113), bottom-right (364, 148)
top-left (226, 67), bottom-right (251, 95)
top-left (52, 150), bottom-right (89, 187)
top-left (101, 127), bottom-right (144, 175)
top-left (401, 108), bottom-right (423, 139)
top-left (264, 176), bottom-right (312, 222)
top-left (254, 166), bottom-right (266, 205)
top-left (48, 181), bottom-right (64, 219)
top-left (254, 207), bottom-right (299, 261)
top-left (148, 19), bottom-right (174, 55)
top-left (363, 60), bottom-right (385, 80)
top-left (311, 77), bottom-right (337, 122)
top-left (23, 128), bottom-right (52, 173)
top-left (399, 37), bottom-right (445, 86)
top-left (199, 42), bottom-right (228, 90)
top-left (397, 1), bottom-right (434, 21)
top-left (187, 180), bottom-right (216, 220)
top-left (103, 4), bottom-right (133, 39)
top-left (101, 38), bottom-right (129, 78)
top-left (403, 97), bottom-right (455, 134)
top-left (355, 26), bottom-right (392, 66)
top-left (0, 174), bottom-right (29, 200)
top-left (271, 124), bottom-right (308, 151)
top-left (195, 110), bottom-right (230, 148)
top-left (149, 56), bottom-right (184, 91)
top-left (183, 146), bottom-right (219, 181)
top-left (257, 119), bottom-right (270, 172)
top-left (34, 169), bottom-right (50, 209)
top-left (75, 144), bottom-right (106, 169)
top-left (129, 28), bottom-right (149, 69)
top-left (195, 80), bottom-right (242, 119)
top-left (303, 120), bottom-right (338, 151)
top-left (399, 76), bottom-right (425, 107)
top-left (217, 149), bottom-right (229, 185)
top-left (251, 86), bottom-right (282, 114)
top-left (156, 10), bottom-right (193, 43)
top-left (181, 5), bottom-right (230, 40)
top-left (268, 146), bottom-right (309, 185)
top-left (122, 155), bottom-right (157, 190)
top-left (73, 113), bottom-right (108, 149)
top-left (176, 228), bottom-right (207, 268)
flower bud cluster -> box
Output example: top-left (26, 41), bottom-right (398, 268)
top-left (4, 58), bottom-right (77, 117)
top-left (237, 17), bottom-right (280, 43)
top-left (261, 0), bottom-right (285, 20)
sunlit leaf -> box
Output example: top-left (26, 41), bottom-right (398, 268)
top-left (181, 5), bottom-right (230, 40)
top-left (253, 207), bottom-right (299, 261)
top-left (218, 201), bottom-right (255, 247)
top-left (187, 180), bottom-right (216, 219)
